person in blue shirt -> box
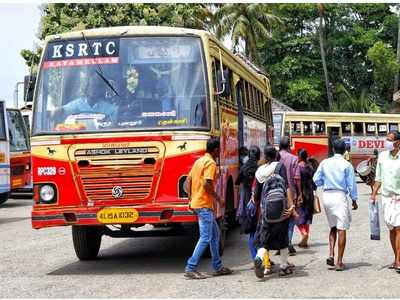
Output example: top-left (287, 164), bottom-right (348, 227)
top-left (313, 138), bottom-right (358, 271)
top-left (58, 77), bottom-right (118, 125)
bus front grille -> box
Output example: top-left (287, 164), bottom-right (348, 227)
top-left (74, 146), bottom-right (160, 202)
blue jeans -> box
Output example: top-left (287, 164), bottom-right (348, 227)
top-left (288, 217), bottom-right (295, 246)
top-left (248, 231), bottom-right (257, 259)
top-left (186, 208), bottom-right (223, 272)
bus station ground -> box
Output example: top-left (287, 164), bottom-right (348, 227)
top-left (0, 183), bottom-right (399, 298)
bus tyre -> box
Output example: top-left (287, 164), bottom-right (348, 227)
top-left (72, 225), bottom-right (102, 260)
top-left (0, 192), bottom-right (9, 206)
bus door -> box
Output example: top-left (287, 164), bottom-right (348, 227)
top-left (327, 123), bottom-right (341, 157)
top-left (0, 101), bottom-right (10, 204)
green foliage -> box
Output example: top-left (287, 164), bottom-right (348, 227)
top-left (367, 41), bottom-right (400, 95)
top-left (213, 4), bottom-right (282, 63)
top-left (21, 4), bottom-right (400, 113)
top-left (332, 85), bottom-right (381, 113)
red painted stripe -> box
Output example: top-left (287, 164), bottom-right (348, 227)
top-left (60, 135), bottom-right (173, 144)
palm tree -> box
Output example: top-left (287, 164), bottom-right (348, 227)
top-left (332, 85), bottom-right (380, 113)
top-left (214, 4), bottom-right (281, 64)
top-left (317, 3), bottom-right (334, 109)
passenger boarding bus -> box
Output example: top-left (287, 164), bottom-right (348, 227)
top-left (6, 108), bottom-right (31, 197)
top-left (273, 111), bottom-right (400, 168)
top-left (30, 26), bottom-right (273, 260)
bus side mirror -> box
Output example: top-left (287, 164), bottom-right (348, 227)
top-left (23, 75), bottom-right (36, 104)
top-left (217, 69), bottom-right (231, 98)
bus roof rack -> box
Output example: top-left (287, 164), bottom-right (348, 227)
top-left (234, 52), bottom-right (267, 76)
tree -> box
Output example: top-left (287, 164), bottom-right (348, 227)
top-left (317, 4), bottom-right (334, 109)
top-left (214, 4), bottom-right (281, 63)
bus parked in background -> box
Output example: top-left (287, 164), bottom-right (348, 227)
top-left (273, 111), bottom-right (400, 168)
top-left (6, 108), bottom-right (31, 198)
top-left (0, 101), bottom-right (11, 205)
top-left (29, 26), bottom-right (273, 260)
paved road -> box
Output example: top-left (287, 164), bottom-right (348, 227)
top-left (0, 183), bottom-right (398, 298)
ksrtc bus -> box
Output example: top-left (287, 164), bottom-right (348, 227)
top-left (273, 111), bottom-right (400, 167)
top-left (0, 101), bottom-right (10, 205)
top-left (30, 26), bottom-right (273, 259)
top-left (6, 108), bottom-right (31, 198)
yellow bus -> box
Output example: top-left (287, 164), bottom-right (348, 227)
top-left (29, 26), bottom-right (273, 260)
top-left (273, 111), bottom-right (400, 167)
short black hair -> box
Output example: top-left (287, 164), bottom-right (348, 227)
top-left (298, 148), bottom-right (308, 162)
top-left (264, 145), bottom-right (277, 162)
top-left (239, 146), bottom-right (248, 156)
top-left (389, 130), bottom-right (400, 141)
top-left (248, 145), bottom-right (261, 161)
top-left (279, 136), bottom-right (290, 150)
top-left (206, 137), bottom-right (220, 153)
top-left (333, 138), bottom-right (346, 155)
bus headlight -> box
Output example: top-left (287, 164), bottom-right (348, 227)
top-left (39, 185), bottom-right (55, 203)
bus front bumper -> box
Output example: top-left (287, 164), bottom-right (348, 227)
top-left (31, 205), bottom-right (197, 229)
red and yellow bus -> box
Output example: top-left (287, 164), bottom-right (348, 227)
top-left (29, 26), bottom-right (273, 259)
top-left (7, 108), bottom-right (31, 197)
top-left (273, 111), bottom-right (400, 167)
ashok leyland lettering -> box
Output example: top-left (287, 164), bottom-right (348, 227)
top-left (30, 26), bottom-right (273, 260)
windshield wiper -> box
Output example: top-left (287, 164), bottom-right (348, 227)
top-left (81, 31), bottom-right (119, 97)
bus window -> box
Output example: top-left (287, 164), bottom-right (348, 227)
top-left (284, 121), bottom-right (290, 136)
top-left (378, 123), bottom-right (388, 136)
top-left (304, 121), bottom-right (312, 135)
top-left (341, 122), bottom-right (351, 136)
top-left (353, 122), bottom-right (364, 136)
top-left (291, 121), bottom-right (301, 135)
top-left (389, 123), bottom-right (399, 132)
top-left (273, 113), bottom-right (283, 145)
top-left (366, 123), bottom-right (376, 136)
top-left (314, 122), bottom-right (326, 135)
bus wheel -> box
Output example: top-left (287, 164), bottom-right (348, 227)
top-left (72, 225), bottom-right (103, 260)
top-left (0, 192), bottom-right (9, 206)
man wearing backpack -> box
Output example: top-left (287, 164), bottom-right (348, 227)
top-left (184, 137), bottom-right (233, 279)
top-left (313, 138), bottom-right (358, 271)
top-left (252, 145), bottom-right (296, 278)
top-left (279, 136), bottom-right (301, 256)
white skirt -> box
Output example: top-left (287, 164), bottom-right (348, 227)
top-left (382, 195), bottom-right (400, 230)
top-left (322, 190), bottom-right (352, 230)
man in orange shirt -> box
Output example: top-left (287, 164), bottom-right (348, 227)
top-left (184, 137), bottom-right (233, 279)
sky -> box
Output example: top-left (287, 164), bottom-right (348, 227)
top-left (0, 3), bottom-right (41, 108)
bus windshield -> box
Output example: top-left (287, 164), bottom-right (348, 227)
top-left (33, 36), bottom-right (209, 135)
top-left (7, 110), bottom-right (29, 152)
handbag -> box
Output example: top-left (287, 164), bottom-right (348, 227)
top-left (313, 195), bottom-right (321, 214)
top-left (368, 200), bottom-right (380, 240)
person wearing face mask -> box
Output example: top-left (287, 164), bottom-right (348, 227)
top-left (371, 131), bottom-right (400, 273)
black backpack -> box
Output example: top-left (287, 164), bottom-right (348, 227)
top-left (260, 163), bottom-right (288, 223)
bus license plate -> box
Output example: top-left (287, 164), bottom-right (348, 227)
top-left (97, 208), bottom-right (139, 224)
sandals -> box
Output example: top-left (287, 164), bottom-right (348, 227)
top-left (279, 266), bottom-right (293, 276)
top-left (326, 257), bottom-right (335, 267)
top-left (254, 256), bottom-right (265, 279)
top-left (184, 271), bottom-right (208, 280)
top-left (212, 266), bottom-right (233, 276)
top-left (389, 262), bottom-right (396, 269)
top-left (335, 264), bottom-right (345, 271)
top-left (264, 268), bottom-right (273, 275)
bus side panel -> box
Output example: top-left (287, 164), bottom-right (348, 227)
top-left (291, 136), bottom-right (329, 163)
top-left (220, 109), bottom-right (239, 218)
